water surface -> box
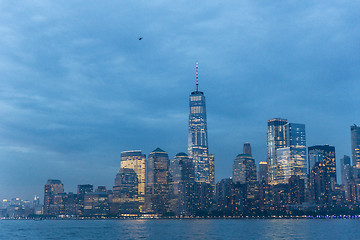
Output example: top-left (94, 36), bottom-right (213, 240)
top-left (1, 219), bottom-right (359, 239)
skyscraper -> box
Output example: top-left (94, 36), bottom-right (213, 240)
top-left (351, 124), bottom-right (360, 168)
top-left (209, 154), bottom-right (215, 189)
top-left (188, 62), bottom-right (210, 184)
top-left (44, 179), bottom-right (64, 215)
top-left (275, 123), bottom-right (307, 183)
top-left (267, 118), bottom-right (288, 183)
top-left (112, 168), bottom-right (140, 214)
top-left (120, 150), bottom-right (146, 204)
top-left (340, 155), bottom-right (352, 185)
top-left (232, 143), bottom-right (257, 184)
top-left (145, 147), bottom-right (171, 214)
top-left (258, 161), bottom-right (268, 183)
top-left (308, 145), bottom-right (337, 186)
top-left (77, 184), bottom-right (93, 216)
top-left (169, 152), bottom-right (196, 216)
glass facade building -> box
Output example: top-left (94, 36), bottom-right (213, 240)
top-left (351, 124), bottom-right (360, 168)
top-left (145, 148), bottom-right (170, 214)
top-left (278, 123), bottom-right (307, 182)
top-left (188, 79), bottom-right (210, 184)
top-left (120, 150), bottom-right (146, 204)
top-left (308, 145), bottom-right (337, 186)
top-left (267, 118), bottom-right (288, 183)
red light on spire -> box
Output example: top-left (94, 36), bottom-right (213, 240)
top-left (196, 62), bottom-right (199, 92)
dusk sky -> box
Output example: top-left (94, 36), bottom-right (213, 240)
top-left (1, 1), bottom-right (359, 201)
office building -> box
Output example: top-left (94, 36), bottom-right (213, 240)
top-left (267, 118), bottom-right (288, 183)
top-left (120, 150), bottom-right (146, 203)
top-left (145, 147), bottom-right (171, 214)
top-left (258, 161), bottom-right (268, 183)
top-left (308, 145), bottom-right (337, 186)
top-left (351, 124), bottom-right (360, 168)
top-left (188, 62), bottom-right (210, 184)
top-left (43, 179), bottom-right (64, 215)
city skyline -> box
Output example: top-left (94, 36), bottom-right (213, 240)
top-left (1, 1), bottom-right (360, 201)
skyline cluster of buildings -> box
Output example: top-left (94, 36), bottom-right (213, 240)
top-left (2, 65), bottom-right (360, 218)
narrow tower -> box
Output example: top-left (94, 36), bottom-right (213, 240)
top-left (188, 62), bottom-right (210, 184)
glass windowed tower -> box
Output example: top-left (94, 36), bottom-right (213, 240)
top-left (188, 63), bottom-right (210, 184)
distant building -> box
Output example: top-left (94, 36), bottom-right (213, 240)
top-left (120, 150), bottom-right (146, 206)
top-left (216, 178), bottom-right (233, 213)
top-left (267, 118), bottom-right (288, 183)
top-left (77, 184), bottom-right (93, 216)
top-left (351, 124), bottom-right (360, 168)
top-left (275, 123), bottom-right (306, 184)
top-left (209, 154), bottom-right (215, 189)
top-left (243, 143), bottom-right (252, 155)
top-left (309, 162), bottom-right (331, 204)
top-left (112, 168), bottom-right (139, 215)
top-left (145, 148), bottom-right (171, 214)
top-left (43, 179), bottom-right (64, 215)
top-left (169, 152), bottom-right (196, 216)
top-left (341, 155), bottom-right (352, 185)
top-left (188, 63), bottom-right (210, 184)
top-left (232, 143), bottom-right (257, 184)
top-left (258, 161), bottom-right (268, 184)
top-left (84, 191), bottom-right (109, 216)
top-left (308, 145), bottom-right (337, 187)
top-left (288, 175), bottom-right (305, 205)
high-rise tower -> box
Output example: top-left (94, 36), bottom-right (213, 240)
top-left (351, 124), bottom-right (360, 168)
top-left (188, 62), bottom-right (210, 184)
top-left (120, 151), bottom-right (146, 198)
top-left (267, 118), bottom-right (288, 183)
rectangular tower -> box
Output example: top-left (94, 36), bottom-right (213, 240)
top-left (351, 124), bottom-right (360, 168)
top-left (120, 150), bottom-right (146, 203)
top-left (308, 145), bottom-right (337, 187)
top-left (267, 118), bottom-right (288, 184)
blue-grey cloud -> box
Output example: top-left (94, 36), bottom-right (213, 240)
top-left (0, 0), bottom-right (359, 200)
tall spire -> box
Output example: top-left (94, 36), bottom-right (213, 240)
top-left (196, 62), bottom-right (199, 92)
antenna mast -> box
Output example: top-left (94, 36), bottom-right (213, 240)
top-left (196, 62), bottom-right (199, 92)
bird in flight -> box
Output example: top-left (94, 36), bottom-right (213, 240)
top-left (138, 37), bottom-right (143, 40)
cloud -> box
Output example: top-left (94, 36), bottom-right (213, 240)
top-left (0, 0), bottom-right (359, 200)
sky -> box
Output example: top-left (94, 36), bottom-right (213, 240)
top-left (0, 1), bottom-right (359, 201)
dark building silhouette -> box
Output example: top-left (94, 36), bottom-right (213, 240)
top-left (308, 145), bottom-right (337, 188)
top-left (44, 179), bottom-right (64, 215)
top-left (77, 184), bottom-right (93, 216)
top-left (288, 175), bottom-right (305, 205)
top-left (216, 178), bottom-right (233, 214)
top-left (258, 161), bottom-right (268, 184)
top-left (145, 148), bottom-right (171, 215)
top-left (310, 162), bottom-right (331, 204)
top-left (169, 152), bottom-right (196, 216)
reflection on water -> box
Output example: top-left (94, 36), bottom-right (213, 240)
top-left (1, 219), bottom-right (360, 240)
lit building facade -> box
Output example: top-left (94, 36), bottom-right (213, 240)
top-left (285, 123), bottom-right (307, 179)
top-left (120, 150), bottom-right (146, 204)
top-left (188, 63), bottom-right (210, 184)
top-left (258, 161), bottom-right (268, 183)
top-left (145, 147), bottom-right (171, 214)
top-left (112, 168), bottom-right (140, 215)
top-left (308, 145), bottom-right (337, 188)
top-left (169, 152), bottom-right (196, 216)
top-left (77, 184), bottom-right (93, 215)
top-left (44, 179), bottom-right (64, 215)
top-left (209, 154), bottom-right (215, 189)
top-left (267, 118), bottom-right (288, 183)
top-left (275, 123), bottom-right (307, 183)
top-left (232, 154), bottom-right (257, 184)
top-left (351, 124), bottom-right (360, 168)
